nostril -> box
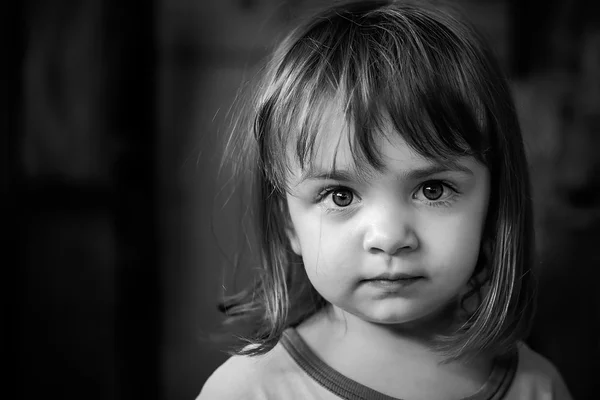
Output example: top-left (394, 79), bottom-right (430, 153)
top-left (368, 247), bottom-right (384, 255)
top-left (368, 243), bottom-right (415, 256)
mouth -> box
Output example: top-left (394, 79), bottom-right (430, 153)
top-left (363, 274), bottom-right (425, 289)
top-left (368, 272), bottom-right (424, 281)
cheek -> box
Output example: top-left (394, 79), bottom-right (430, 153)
top-left (291, 217), bottom-right (357, 285)
top-left (425, 216), bottom-right (485, 276)
top-left (298, 223), bottom-right (355, 267)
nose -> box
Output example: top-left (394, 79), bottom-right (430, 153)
top-left (362, 205), bottom-right (418, 256)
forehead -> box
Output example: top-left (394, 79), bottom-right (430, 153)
top-left (286, 103), bottom-right (431, 181)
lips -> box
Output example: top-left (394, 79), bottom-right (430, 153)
top-left (362, 273), bottom-right (425, 289)
top-left (367, 272), bottom-right (424, 281)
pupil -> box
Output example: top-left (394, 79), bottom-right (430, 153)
top-left (333, 190), bottom-right (353, 207)
top-left (423, 183), bottom-right (443, 200)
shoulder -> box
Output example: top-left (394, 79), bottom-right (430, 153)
top-left (504, 342), bottom-right (573, 400)
top-left (196, 343), bottom-right (300, 400)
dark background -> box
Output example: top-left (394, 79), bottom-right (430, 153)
top-left (4, 0), bottom-right (599, 399)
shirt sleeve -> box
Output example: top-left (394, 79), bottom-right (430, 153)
top-left (196, 375), bottom-right (269, 400)
top-left (550, 364), bottom-right (573, 400)
top-left (515, 342), bottom-right (574, 400)
top-left (195, 355), bottom-right (272, 400)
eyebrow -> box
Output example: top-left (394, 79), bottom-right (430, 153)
top-left (300, 159), bottom-right (473, 183)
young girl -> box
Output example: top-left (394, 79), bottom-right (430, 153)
top-left (199, 1), bottom-right (572, 399)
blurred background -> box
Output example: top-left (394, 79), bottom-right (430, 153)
top-left (4, 0), bottom-right (599, 399)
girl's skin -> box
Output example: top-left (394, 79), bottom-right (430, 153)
top-left (284, 106), bottom-right (492, 399)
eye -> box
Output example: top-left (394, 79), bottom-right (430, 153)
top-left (422, 181), bottom-right (444, 200)
top-left (330, 188), bottom-right (354, 207)
top-left (414, 180), bottom-right (458, 205)
top-left (317, 186), bottom-right (356, 208)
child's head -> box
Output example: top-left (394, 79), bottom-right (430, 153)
top-left (222, 0), bottom-right (535, 360)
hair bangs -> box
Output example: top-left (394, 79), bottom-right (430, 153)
top-left (256, 1), bottom-right (496, 195)
top-left (341, 3), bottom-right (493, 166)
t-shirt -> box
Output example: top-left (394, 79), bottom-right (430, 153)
top-left (197, 328), bottom-right (572, 399)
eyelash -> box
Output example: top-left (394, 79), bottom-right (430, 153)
top-left (315, 186), bottom-right (359, 213)
top-left (417, 180), bottom-right (459, 208)
top-left (315, 180), bottom-right (459, 211)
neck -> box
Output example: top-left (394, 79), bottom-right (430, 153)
top-left (300, 305), bottom-right (454, 363)
top-left (296, 305), bottom-right (492, 399)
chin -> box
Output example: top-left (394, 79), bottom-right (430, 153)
top-left (360, 299), bottom-right (458, 328)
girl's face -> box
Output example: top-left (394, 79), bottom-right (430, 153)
top-left (284, 110), bottom-right (490, 327)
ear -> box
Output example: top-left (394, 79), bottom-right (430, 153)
top-left (286, 225), bottom-right (302, 256)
